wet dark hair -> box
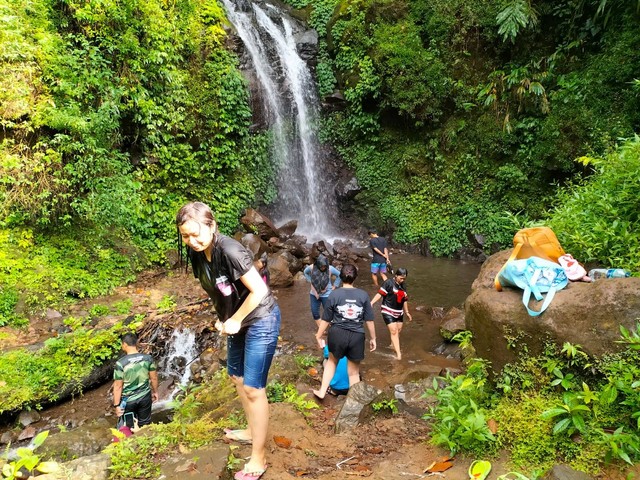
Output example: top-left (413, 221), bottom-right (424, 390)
top-left (176, 201), bottom-right (216, 228)
top-left (395, 267), bottom-right (408, 277)
top-left (340, 263), bottom-right (358, 284)
top-left (121, 332), bottom-right (138, 347)
top-left (176, 202), bottom-right (218, 272)
top-left (367, 228), bottom-right (377, 235)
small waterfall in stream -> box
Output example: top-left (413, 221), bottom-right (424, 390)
top-left (222, 0), bottom-right (336, 240)
top-left (153, 328), bottom-right (199, 411)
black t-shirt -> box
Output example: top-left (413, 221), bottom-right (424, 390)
top-left (378, 278), bottom-right (408, 318)
top-left (189, 235), bottom-right (276, 331)
top-left (369, 236), bottom-right (387, 263)
top-left (322, 287), bottom-right (374, 333)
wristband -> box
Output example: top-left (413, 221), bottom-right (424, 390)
top-left (113, 404), bottom-right (119, 408)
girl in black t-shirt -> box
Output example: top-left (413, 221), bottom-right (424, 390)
top-left (371, 268), bottom-right (412, 360)
top-left (177, 202), bottom-right (279, 480)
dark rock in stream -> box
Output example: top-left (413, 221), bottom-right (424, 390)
top-left (41, 418), bottom-right (114, 461)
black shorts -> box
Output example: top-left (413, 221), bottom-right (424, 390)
top-left (327, 326), bottom-right (365, 362)
top-left (123, 391), bottom-right (152, 427)
top-left (382, 313), bottom-right (404, 325)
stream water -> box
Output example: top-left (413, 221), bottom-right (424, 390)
top-left (0, 253), bottom-right (481, 449)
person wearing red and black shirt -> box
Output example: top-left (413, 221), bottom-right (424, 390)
top-left (371, 268), bottom-right (412, 360)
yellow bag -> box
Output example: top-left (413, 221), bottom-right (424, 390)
top-left (495, 227), bottom-right (565, 291)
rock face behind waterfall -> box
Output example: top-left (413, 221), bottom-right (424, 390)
top-left (465, 250), bottom-right (640, 373)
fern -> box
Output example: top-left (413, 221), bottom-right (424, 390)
top-left (497, 0), bottom-right (538, 43)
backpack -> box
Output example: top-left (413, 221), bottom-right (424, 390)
top-left (495, 227), bottom-right (565, 291)
top-left (497, 256), bottom-right (568, 317)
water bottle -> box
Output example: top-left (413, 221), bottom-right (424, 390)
top-left (588, 268), bottom-right (630, 280)
top-left (119, 398), bottom-right (127, 410)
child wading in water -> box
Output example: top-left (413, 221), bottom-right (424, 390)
top-left (371, 268), bottom-right (412, 360)
top-left (313, 264), bottom-right (376, 399)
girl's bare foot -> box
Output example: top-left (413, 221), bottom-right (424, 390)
top-left (312, 389), bottom-right (325, 400)
top-left (395, 353), bottom-right (402, 360)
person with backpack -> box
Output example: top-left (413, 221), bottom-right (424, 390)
top-left (312, 264), bottom-right (376, 399)
top-left (177, 201), bottom-right (280, 480)
top-left (370, 268), bottom-right (412, 360)
top-left (112, 333), bottom-right (158, 430)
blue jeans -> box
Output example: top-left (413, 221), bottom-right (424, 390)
top-left (227, 305), bottom-right (281, 389)
top-left (310, 294), bottom-right (329, 320)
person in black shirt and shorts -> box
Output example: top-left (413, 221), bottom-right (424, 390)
top-left (312, 264), bottom-right (376, 399)
top-left (371, 268), bottom-right (412, 360)
top-left (177, 202), bottom-right (279, 480)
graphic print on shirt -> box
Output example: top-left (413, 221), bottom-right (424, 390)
top-left (336, 299), bottom-right (364, 323)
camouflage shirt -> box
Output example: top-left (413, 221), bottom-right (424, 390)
top-left (113, 353), bottom-right (156, 403)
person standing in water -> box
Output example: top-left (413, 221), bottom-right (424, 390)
top-left (313, 263), bottom-right (376, 399)
top-left (368, 229), bottom-right (390, 287)
top-left (177, 202), bottom-right (280, 480)
top-left (303, 254), bottom-right (341, 328)
top-left (371, 268), bottom-right (412, 360)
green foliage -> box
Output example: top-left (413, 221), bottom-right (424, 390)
top-left (1, 430), bottom-right (60, 479)
top-left (156, 295), bottom-right (176, 314)
top-left (371, 398), bottom-right (398, 415)
top-left (422, 359), bottom-right (496, 455)
top-left (496, 0), bottom-right (538, 43)
top-left (294, 353), bottom-right (318, 370)
top-left (0, 321), bottom-right (133, 413)
top-left (548, 137), bottom-right (640, 271)
top-left (266, 381), bottom-right (319, 415)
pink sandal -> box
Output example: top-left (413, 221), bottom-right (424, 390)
top-left (234, 465), bottom-right (267, 480)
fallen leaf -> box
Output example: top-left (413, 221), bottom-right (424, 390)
top-left (274, 435), bottom-right (292, 448)
top-left (307, 367), bottom-right (318, 376)
top-left (295, 470), bottom-right (309, 477)
top-left (178, 444), bottom-right (191, 454)
top-left (354, 465), bottom-right (372, 472)
top-left (424, 461), bottom-right (453, 473)
top-left (366, 447), bottom-right (383, 454)
top-left (488, 418), bottom-right (498, 434)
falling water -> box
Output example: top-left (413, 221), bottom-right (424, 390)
top-left (222, 0), bottom-right (335, 240)
top-left (153, 328), bottom-right (199, 411)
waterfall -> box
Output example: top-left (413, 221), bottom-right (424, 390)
top-left (153, 328), bottom-right (199, 410)
top-left (222, 0), bottom-right (335, 240)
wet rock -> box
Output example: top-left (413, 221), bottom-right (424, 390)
top-left (439, 307), bottom-right (465, 341)
top-left (466, 249), bottom-right (640, 373)
top-left (334, 176), bottom-right (361, 202)
top-left (240, 209), bottom-right (279, 241)
top-left (282, 238), bottom-right (309, 258)
top-left (335, 382), bottom-right (380, 433)
top-left (277, 249), bottom-right (303, 275)
top-left (543, 464), bottom-right (593, 480)
top-left (18, 426), bottom-right (36, 441)
top-left (0, 430), bottom-right (18, 445)
top-left (36, 453), bottom-right (110, 480)
top-left (277, 220), bottom-right (298, 240)
top-left (40, 418), bottom-right (114, 461)
top-left (18, 409), bottom-right (42, 427)
top-left (238, 233), bottom-right (268, 258)
top-left (268, 254), bottom-right (294, 287)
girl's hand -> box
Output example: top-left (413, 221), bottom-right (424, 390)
top-left (315, 335), bottom-right (325, 349)
top-left (223, 318), bottom-right (242, 335)
top-left (407, 312), bottom-right (413, 322)
top-left (369, 338), bottom-right (377, 352)
top-left (215, 320), bottom-right (224, 333)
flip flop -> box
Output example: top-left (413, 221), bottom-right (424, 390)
top-left (234, 464), bottom-right (267, 480)
top-left (469, 460), bottom-right (492, 480)
top-left (224, 428), bottom-right (252, 445)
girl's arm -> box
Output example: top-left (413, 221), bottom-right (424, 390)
top-left (330, 266), bottom-right (341, 289)
top-left (222, 266), bottom-right (268, 335)
top-left (371, 293), bottom-right (382, 305)
top-left (404, 302), bottom-right (412, 321)
top-left (315, 319), bottom-right (331, 348)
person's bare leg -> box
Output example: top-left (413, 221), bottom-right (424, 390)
top-left (388, 323), bottom-right (401, 360)
top-left (313, 354), bottom-right (337, 399)
top-left (347, 359), bottom-right (361, 387)
top-left (241, 385), bottom-right (269, 472)
top-left (371, 273), bottom-right (378, 287)
top-left (380, 271), bottom-right (388, 282)
top-left (228, 375), bottom-right (252, 441)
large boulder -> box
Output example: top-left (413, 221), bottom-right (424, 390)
top-left (240, 209), bottom-right (279, 241)
top-left (465, 250), bottom-right (640, 373)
